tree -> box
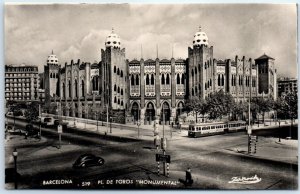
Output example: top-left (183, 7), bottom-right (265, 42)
top-left (279, 92), bottom-right (298, 123)
top-left (185, 96), bottom-right (209, 123)
top-left (251, 97), bottom-right (273, 126)
top-left (206, 90), bottom-right (235, 120)
top-left (24, 102), bottom-right (39, 124)
top-left (231, 101), bottom-right (247, 121)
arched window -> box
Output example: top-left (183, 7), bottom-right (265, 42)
top-left (117, 86), bottom-right (120, 93)
top-left (234, 75), bottom-right (236, 86)
top-left (114, 84), bottom-right (116, 91)
top-left (117, 68), bottom-right (120, 75)
top-left (240, 76), bottom-right (243, 86)
top-left (218, 74), bottom-right (221, 86)
top-left (192, 88), bottom-right (194, 96)
top-left (166, 74), bottom-right (170, 85)
top-left (121, 101), bottom-right (123, 106)
top-left (161, 74), bottom-right (165, 85)
top-left (131, 75), bottom-right (135, 86)
top-left (199, 84), bottom-right (201, 92)
top-left (114, 96), bottom-right (117, 103)
top-left (181, 74), bottom-right (185, 84)
top-left (191, 69), bottom-right (194, 77)
top-left (232, 75), bottom-right (234, 86)
top-left (177, 74), bottom-right (180, 84)
top-left (63, 83), bottom-right (65, 98)
top-left (205, 83), bottom-right (207, 90)
top-left (68, 80), bottom-right (71, 98)
top-left (118, 99), bottom-right (120, 104)
top-left (120, 70), bottom-right (123, 77)
top-left (114, 66), bottom-right (116, 73)
top-left (221, 74), bottom-right (224, 86)
top-left (195, 67), bottom-right (197, 75)
top-left (135, 75), bottom-right (139, 85)
top-left (75, 80), bottom-right (78, 98)
top-left (92, 77), bottom-right (95, 91)
top-left (121, 89), bottom-right (123, 95)
top-left (151, 74), bottom-right (154, 85)
top-left (50, 73), bottom-right (52, 78)
top-left (146, 74), bottom-right (150, 85)
top-left (81, 80), bottom-right (85, 97)
top-left (210, 79), bottom-right (212, 86)
top-left (195, 86), bottom-right (198, 94)
top-left (95, 77), bottom-right (98, 90)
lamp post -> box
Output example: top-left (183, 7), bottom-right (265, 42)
top-left (110, 116), bottom-right (112, 133)
top-left (12, 148), bottom-right (18, 189)
top-left (96, 112), bottom-right (99, 133)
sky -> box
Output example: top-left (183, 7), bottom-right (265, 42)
top-left (4, 3), bottom-right (297, 77)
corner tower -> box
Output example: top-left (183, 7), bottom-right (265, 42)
top-left (44, 51), bottom-right (60, 105)
top-left (188, 26), bottom-right (214, 99)
top-left (255, 53), bottom-right (277, 100)
top-left (100, 28), bottom-right (127, 111)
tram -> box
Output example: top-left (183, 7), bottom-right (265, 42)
top-left (188, 121), bottom-right (247, 138)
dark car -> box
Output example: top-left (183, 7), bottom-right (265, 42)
top-left (73, 154), bottom-right (105, 168)
top-left (25, 124), bottom-right (38, 136)
top-left (5, 168), bottom-right (21, 183)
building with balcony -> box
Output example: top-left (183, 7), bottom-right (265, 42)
top-left (5, 64), bottom-right (39, 102)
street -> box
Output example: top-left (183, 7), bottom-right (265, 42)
top-left (5, 118), bottom-right (298, 189)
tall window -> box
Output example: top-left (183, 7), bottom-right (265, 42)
top-left (146, 74), bottom-right (150, 85)
top-left (181, 74), bottom-right (184, 84)
top-left (218, 74), bottom-right (221, 86)
top-left (161, 74), bottom-right (165, 85)
top-left (177, 74), bottom-right (180, 84)
top-left (151, 74), bottom-right (154, 85)
top-left (75, 80), bottom-right (78, 98)
top-left (63, 83), bottom-right (65, 98)
top-left (135, 75), bottom-right (139, 85)
top-left (166, 74), bottom-right (170, 85)
top-left (117, 68), bottom-right (120, 75)
top-left (221, 74), bottom-right (224, 86)
top-left (131, 75), bottom-right (135, 86)
top-left (68, 80), bottom-right (71, 98)
top-left (114, 66), bottom-right (116, 73)
top-left (81, 80), bottom-right (85, 97)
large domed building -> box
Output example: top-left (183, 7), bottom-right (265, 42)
top-left (44, 27), bottom-right (277, 125)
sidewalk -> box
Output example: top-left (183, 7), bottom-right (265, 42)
top-left (63, 118), bottom-right (188, 142)
top-left (225, 137), bottom-right (298, 165)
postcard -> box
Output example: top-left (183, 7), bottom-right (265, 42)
top-left (4, 3), bottom-right (298, 189)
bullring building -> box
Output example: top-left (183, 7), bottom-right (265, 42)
top-left (44, 27), bottom-right (277, 125)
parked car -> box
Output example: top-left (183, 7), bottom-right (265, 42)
top-left (25, 124), bottom-right (38, 136)
top-left (72, 154), bottom-right (105, 168)
top-left (5, 168), bottom-right (21, 183)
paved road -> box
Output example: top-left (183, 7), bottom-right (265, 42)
top-left (5, 119), bottom-right (298, 189)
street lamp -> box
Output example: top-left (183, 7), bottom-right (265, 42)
top-left (12, 148), bottom-right (18, 189)
top-left (110, 116), bottom-right (112, 133)
top-left (96, 112), bottom-right (99, 133)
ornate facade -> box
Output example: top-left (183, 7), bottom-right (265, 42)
top-left (45, 27), bottom-right (277, 124)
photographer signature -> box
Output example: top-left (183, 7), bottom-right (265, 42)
top-left (228, 175), bottom-right (261, 184)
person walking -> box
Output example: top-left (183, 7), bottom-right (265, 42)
top-left (186, 167), bottom-right (193, 186)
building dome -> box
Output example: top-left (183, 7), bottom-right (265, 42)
top-left (193, 26), bottom-right (209, 47)
top-left (47, 50), bottom-right (58, 65)
top-left (105, 28), bottom-right (121, 49)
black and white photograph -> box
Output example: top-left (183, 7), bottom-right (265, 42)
top-left (4, 3), bottom-right (298, 189)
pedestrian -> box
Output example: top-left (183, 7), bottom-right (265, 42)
top-left (186, 167), bottom-right (193, 186)
top-left (171, 122), bottom-right (174, 128)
